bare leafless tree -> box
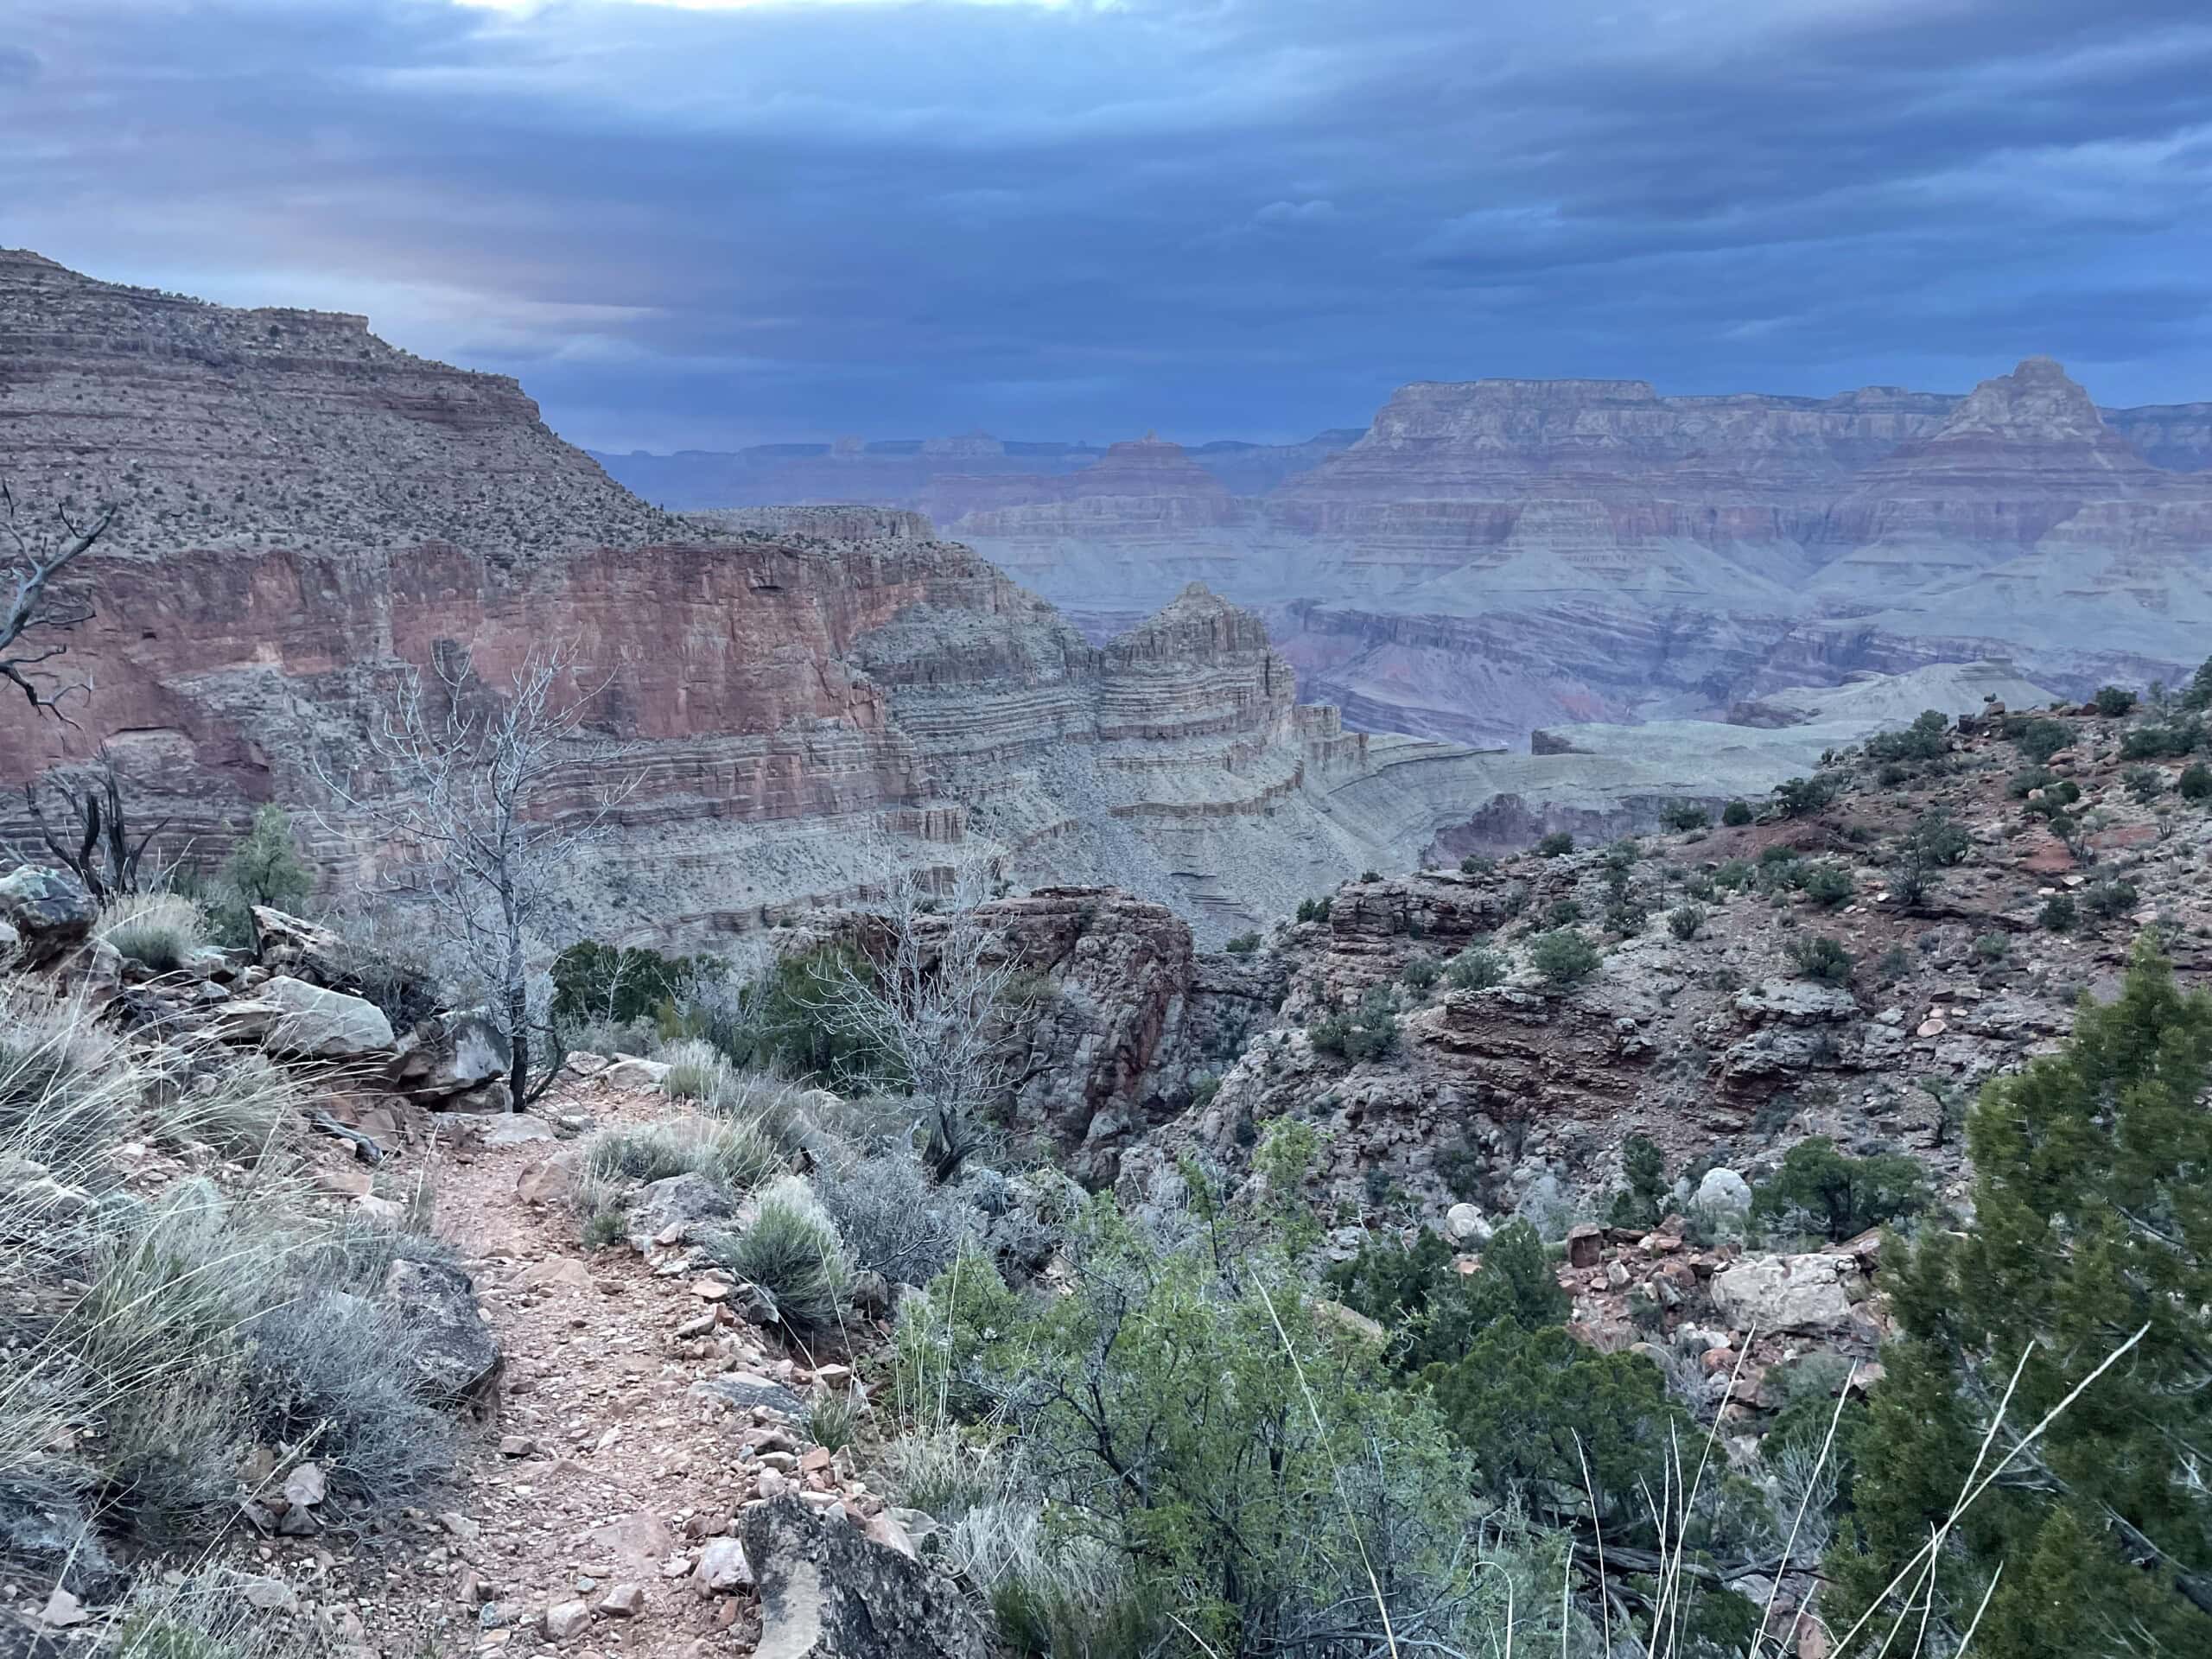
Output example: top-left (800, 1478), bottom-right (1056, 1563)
top-left (316, 643), bottom-right (636, 1109)
top-left (1, 481), bottom-right (117, 720)
top-left (814, 864), bottom-right (1017, 1179)
top-left (22, 749), bottom-right (171, 901)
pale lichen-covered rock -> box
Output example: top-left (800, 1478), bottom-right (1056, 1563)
top-left (248, 976), bottom-right (396, 1059)
top-left (1710, 1253), bottom-right (1866, 1335)
top-left (741, 1493), bottom-right (987, 1659)
top-left (389, 1008), bottom-right (511, 1101)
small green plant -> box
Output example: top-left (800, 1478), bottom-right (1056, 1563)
top-left (2124, 764), bottom-right (2164, 802)
top-left (1713, 858), bottom-right (1753, 892)
top-left (1543, 896), bottom-right (1583, 926)
top-left (1308, 986), bottom-right (1401, 1062)
top-left (2040, 892), bottom-right (2078, 932)
top-left (1660, 801), bottom-right (1710, 833)
top-left (1798, 861), bottom-right (1856, 907)
top-left (1457, 853), bottom-right (1494, 875)
top-left (1862, 709), bottom-right (1949, 764)
top-left (1788, 934), bottom-right (1855, 985)
top-left (1295, 895), bottom-right (1333, 924)
top-left (1399, 953), bottom-right (1440, 992)
top-left (2083, 876), bottom-right (2139, 920)
top-left (1224, 931), bottom-right (1261, 956)
top-left (2120, 720), bottom-right (2204, 760)
top-left (804, 1389), bottom-right (862, 1455)
top-left (1444, 945), bottom-right (1508, 991)
top-left (1604, 898), bottom-right (1647, 937)
top-left (1359, 869), bottom-right (1382, 882)
top-left (2181, 761), bottom-right (2212, 801)
top-left (1535, 830), bottom-right (1574, 857)
top-left (1529, 927), bottom-right (1599, 991)
top-left (2093, 684), bottom-right (2138, 717)
top-left (2009, 715), bottom-right (2074, 764)
top-left (1667, 903), bottom-right (1706, 941)
top-left (1773, 774), bottom-right (1837, 817)
top-left (1721, 799), bottom-right (1754, 826)
top-left (1971, 931), bottom-right (2010, 963)
top-left (702, 1178), bottom-right (850, 1334)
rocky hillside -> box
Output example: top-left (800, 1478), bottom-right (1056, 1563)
top-left (0, 248), bottom-right (681, 557)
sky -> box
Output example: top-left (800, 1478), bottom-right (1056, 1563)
top-left (5, 0), bottom-right (2211, 453)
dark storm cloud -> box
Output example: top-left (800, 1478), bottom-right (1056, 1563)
top-left (3, 0), bottom-right (2209, 449)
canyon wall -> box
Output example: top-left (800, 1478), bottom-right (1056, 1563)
top-left (0, 251), bottom-right (2069, 946)
top-left (644, 353), bottom-right (2210, 747)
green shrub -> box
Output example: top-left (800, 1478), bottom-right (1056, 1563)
top-left (1308, 986), bottom-right (1400, 1062)
top-left (2094, 684), bottom-right (2139, 717)
top-left (2181, 761), bottom-right (2212, 801)
top-left (2081, 876), bottom-right (2137, 920)
top-left (1358, 868), bottom-right (1382, 882)
top-left (1773, 774), bottom-right (1838, 817)
top-left (1543, 896), bottom-right (1582, 926)
top-left (1458, 853), bottom-right (1494, 875)
top-left (221, 804), bottom-right (311, 914)
top-left (1604, 898), bottom-right (1647, 937)
top-left (1327, 1220), bottom-right (1567, 1372)
top-left (1444, 945), bottom-right (1508, 991)
top-left (2120, 720), bottom-right (2204, 760)
top-left (1862, 709), bottom-right (1949, 764)
top-left (1529, 928), bottom-right (1599, 990)
top-left (1797, 861), bottom-right (1856, 907)
top-left (1399, 953), bottom-right (1440, 991)
top-left (1659, 801), bottom-right (1710, 833)
top-left (1721, 799), bottom-right (1754, 826)
top-left (702, 1177), bottom-right (850, 1334)
top-left (2040, 893), bottom-right (2078, 932)
top-left (1788, 935), bottom-right (1855, 984)
top-left (1713, 858), bottom-right (1753, 892)
top-left (1535, 830), bottom-right (1574, 857)
top-left (1972, 931), bottom-right (2010, 963)
top-left (1223, 931), bottom-right (1261, 956)
top-left (1608, 1134), bottom-right (1669, 1230)
top-left (1295, 895), bottom-right (1332, 925)
top-left (2008, 716), bottom-right (2074, 764)
top-left (2124, 764), bottom-right (2164, 802)
top-left (553, 940), bottom-right (720, 1025)
top-left (1751, 1136), bottom-right (1924, 1240)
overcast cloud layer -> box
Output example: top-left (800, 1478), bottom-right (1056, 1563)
top-left (5, 0), bottom-right (2210, 451)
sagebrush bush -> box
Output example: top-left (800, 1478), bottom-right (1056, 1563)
top-left (1789, 934), bottom-right (1856, 984)
top-left (814, 1145), bottom-right (980, 1284)
top-left (95, 892), bottom-right (208, 972)
top-left (658, 1036), bottom-right (732, 1102)
top-left (1667, 904), bottom-right (1706, 941)
top-left (1307, 986), bottom-right (1399, 1061)
top-left (1721, 799), bottom-right (1753, 826)
top-left (702, 1176), bottom-right (850, 1334)
top-left (242, 1287), bottom-right (454, 1508)
top-left (1535, 830), bottom-right (1574, 857)
top-left (1399, 953), bottom-right (1440, 991)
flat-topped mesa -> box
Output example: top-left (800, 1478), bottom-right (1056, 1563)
top-left (0, 246), bottom-right (677, 558)
top-left (925, 433), bottom-right (1244, 534)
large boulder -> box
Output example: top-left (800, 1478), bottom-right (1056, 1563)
top-left (625, 1172), bottom-right (736, 1249)
top-left (1710, 1253), bottom-right (1866, 1335)
top-left (741, 1493), bottom-right (988, 1659)
top-left (0, 866), bottom-right (95, 968)
top-left (250, 906), bottom-right (347, 982)
top-left (254, 976), bottom-right (396, 1059)
top-left (1694, 1166), bottom-right (1753, 1216)
top-left (378, 1256), bottom-right (502, 1403)
top-left (389, 1008), bottom-right (512, 1101)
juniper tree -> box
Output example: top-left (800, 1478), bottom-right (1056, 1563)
top-left (1829, 936), bottom-right (2212, 1656)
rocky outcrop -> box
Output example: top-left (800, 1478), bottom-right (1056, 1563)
top-left (741, 1494), bottom-right (987, 1659)
top-left (0, 248), bottom-right (678, 559)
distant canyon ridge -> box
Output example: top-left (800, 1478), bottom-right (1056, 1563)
top-left (596, 366), bottom-right (2212, 747)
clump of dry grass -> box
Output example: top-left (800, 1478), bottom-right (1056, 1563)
top-left (94, 891), bottom-right (210, 973)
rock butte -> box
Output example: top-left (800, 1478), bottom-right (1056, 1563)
top-left (605, 358), bottom-right (2212, 750)
top-left (0, 251), bottom-right (2054, 941)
